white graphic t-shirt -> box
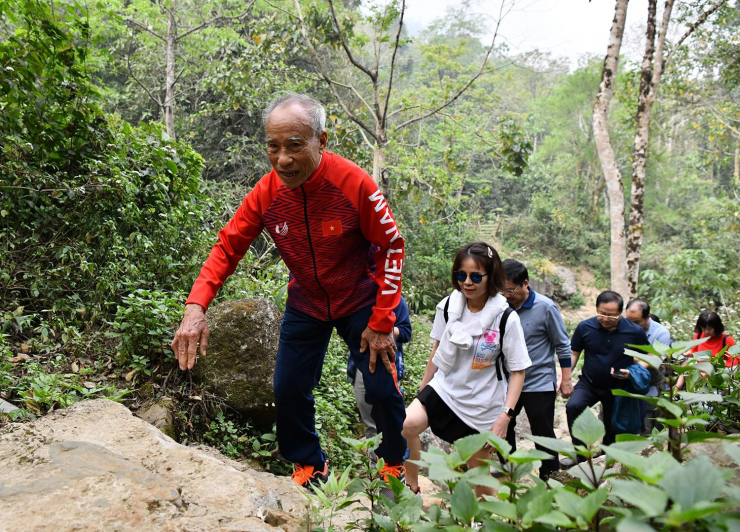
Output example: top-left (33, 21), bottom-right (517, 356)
top-left (428, 299), bottom-right (531, 433)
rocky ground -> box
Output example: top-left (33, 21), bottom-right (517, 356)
top-left (0, 399), bottom-right (307, 532)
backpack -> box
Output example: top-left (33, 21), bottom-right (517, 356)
top-left (442, 296), bottom-right (513, 381)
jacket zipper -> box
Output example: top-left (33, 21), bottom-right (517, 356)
top-left (301, 186), bottom-right (332, 320)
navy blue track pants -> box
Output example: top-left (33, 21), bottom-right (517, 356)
top-left (274, 304), bottom-right (407, 469)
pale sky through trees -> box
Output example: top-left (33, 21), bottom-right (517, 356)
top-left (405, 0), bottom-right (650, 68)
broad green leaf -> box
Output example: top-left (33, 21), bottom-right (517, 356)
top-left (581, 488), bottom-right (609, 521)
top-left (388, 494), bottom-right (424, 526)
top-left (612, 388), bottom-right (661, 405)
top-left (722, 442), bottom-right (740, 465)
top-left (528, 435), bottom-right (577, 457)
top-left (553, 489), bottom-right (583, 518)
top-left (535, 510), bottom-right (574, 527)
top-left (679, 392), bottom-right (723, 405)
top-left (372, 511), bottom-right (395, 532)
top-left (571, 408), bottom-right (605, 447)
top-left (508, 448), bottom-right (553, 463)
top-left (684, 431), bottom-right (730, 443)
top-left (479, 519), bottom-right (518, 531)
top-left (483, 432), bottom-right (512, 458)
top-left (427, 464), bottom-right (462, 482)
top-left (624, 348), bottom-right (662, 370)
top-left (450, 480), bottom-right (479, 523)
top-left (479, 500), bottom-right (517, 521)
top-left (610, 437), bottom-right (652, 454)
top-left (667, 501), bottom-right (728, 525)
top-left (659, 455), bottom-right (723, 509)
top-left (671, 337), bottom-right (710, 352)
top-left (625, 343), bottom-right (660, 355)
top-left (454, 432), bottom-right (490, 461)
top-left (615, 517), bottom-right (658, 532)
top-left (463, 467), bottom-right (501, 489)
top-left (565, 462), bottom-right (605, 490)
top-left (610, 479), bottom-right (668, 517)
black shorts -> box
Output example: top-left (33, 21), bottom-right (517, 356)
top-left (417, 385), bottom-right (479, 444)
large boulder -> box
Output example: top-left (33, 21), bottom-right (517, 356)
top-left (193, 298), bottom-right (282, 426)
top-left (553, 266), bottom-right (578, 300)
top-left (0, 399), bottom-right (308, 531)
top-left (527, 262), bottom-right (578, 303)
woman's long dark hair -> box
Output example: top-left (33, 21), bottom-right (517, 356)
top-left (695, 310), bottom-right (725, 336)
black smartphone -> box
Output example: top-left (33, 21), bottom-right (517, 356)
top-left (614, 368), bottom-right (629, 379)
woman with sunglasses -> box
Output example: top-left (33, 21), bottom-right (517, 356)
top-left (402, 242), bottom-right (531, 497)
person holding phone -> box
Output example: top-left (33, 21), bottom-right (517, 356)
top-left (563, 291), bottom-right (650, 465)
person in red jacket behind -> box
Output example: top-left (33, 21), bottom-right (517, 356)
top-left (676, 310), bottom-right (737, 390)
top-left (170, 93), bottom-right (407, 489)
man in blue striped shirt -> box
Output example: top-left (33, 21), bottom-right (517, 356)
top-left (502, 259), bottom-right (572, 480)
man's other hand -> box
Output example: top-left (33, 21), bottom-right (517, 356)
top-left (360, 327), bottom-right (396, 374)
top-left (558, 377), bottom-right (574, 398)
top-left (171, 304), bottom-right (209, 371)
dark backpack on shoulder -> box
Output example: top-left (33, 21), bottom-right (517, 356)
top-left (442, 296), bottom-right (513, 381)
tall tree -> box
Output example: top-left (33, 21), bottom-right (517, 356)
top-left (593, 0), bottom-right (728, 298)
top-left (292, 0), bottom-right (511, 194)
top-left (122, 0), bottom-right (254, 140)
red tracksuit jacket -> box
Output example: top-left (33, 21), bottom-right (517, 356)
top-left (186, 152), bottom-right (404, 333)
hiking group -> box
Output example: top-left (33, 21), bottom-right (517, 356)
top-left (170, 93), bottom-right (737, 494)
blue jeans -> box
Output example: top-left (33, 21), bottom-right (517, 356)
top-left (274, 304), bottom-right (407, 468)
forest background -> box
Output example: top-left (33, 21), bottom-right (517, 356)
top-left (1, 0), bottom-right (739, 470)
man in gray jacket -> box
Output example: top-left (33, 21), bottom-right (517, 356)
top-left (502, 259), bottom-right (573, 479)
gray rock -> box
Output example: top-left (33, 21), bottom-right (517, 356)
top-left (553, 266), bottom-right (578, 299)
top-left (419, 427), bottom-right (452, 455)
top-left (527, 263), bottom-right (578, 302)
top-left (138, 397), bottom-right (176, 439)
top-left (0, 399), bottom-right (308, 531)
top-left (528, 275), bottom-right (555, 299)
top-left (0, 399), bottom-right (19, 414)
top-left (193, 298), bottom-right (282, 426)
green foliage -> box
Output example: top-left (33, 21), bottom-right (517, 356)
top-left (0, 0), bottom-right (215, 351)
top-left (107, 289), bottom-right (182, 362)
top-left (202, 411), bottom-right (289, 472)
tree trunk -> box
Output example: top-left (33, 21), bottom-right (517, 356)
top-left (372, 139), bottom-right (388, 196)
top-left (735, 139), bottom-right (739, 184)
top-left (165, 4), bottom-right (177, 141)
top-left (593, 0), bottom-right (630, 299)
top-left (626, 0), bottom-right (675, 297)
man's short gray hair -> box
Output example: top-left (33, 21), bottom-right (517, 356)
top-left (262, 93), bottom-right (326, 137)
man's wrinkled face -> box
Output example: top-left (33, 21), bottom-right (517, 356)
top-left (625, 306), bottom-right (649, 331)
top-left (596, 301), bottom-right (622, 331)
top-left (265, 104), bottom-right (327, 189)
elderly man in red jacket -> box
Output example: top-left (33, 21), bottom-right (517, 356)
top-left (171, 93), bottom-right (407, 489)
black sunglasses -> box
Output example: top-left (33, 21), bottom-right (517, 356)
top-left (453, 271), bottom-right (488, 284)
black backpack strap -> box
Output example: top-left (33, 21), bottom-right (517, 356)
top-left (494, 308), bottom-right (513, 381)
top-left (443, 295), bottom-right (451, 323)
top-left (723, 334), bottom-right (728, 349)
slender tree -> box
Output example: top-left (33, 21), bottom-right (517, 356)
top-left (292, 0), bottom-right (512, 194)
top-left (123, 0), bottom-right (255, 140)
top-left (594, 0), bottom-right (728, 298)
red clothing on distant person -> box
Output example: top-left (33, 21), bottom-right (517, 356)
top-left (687, 332), bottom-right (738, 367)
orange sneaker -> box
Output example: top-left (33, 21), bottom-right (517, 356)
top-left (291, 461), bottom-right (330, 489)
top-left (379, 463), bottom-right (406, 484)
top-left (378, 463), bottom-right (406, 503)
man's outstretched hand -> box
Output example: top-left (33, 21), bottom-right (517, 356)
top-left (360, 327), bottom-right (396, 374)
top-left (171, 304), bottom-right (209, 370)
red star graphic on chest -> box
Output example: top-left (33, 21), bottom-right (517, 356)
top-left (322, 220), bottom-right (343, 236)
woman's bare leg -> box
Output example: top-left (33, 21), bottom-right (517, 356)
top-left (402, 398), bottom-right (429, 491)
top-left (468, 447), bottom-right (496, 499)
